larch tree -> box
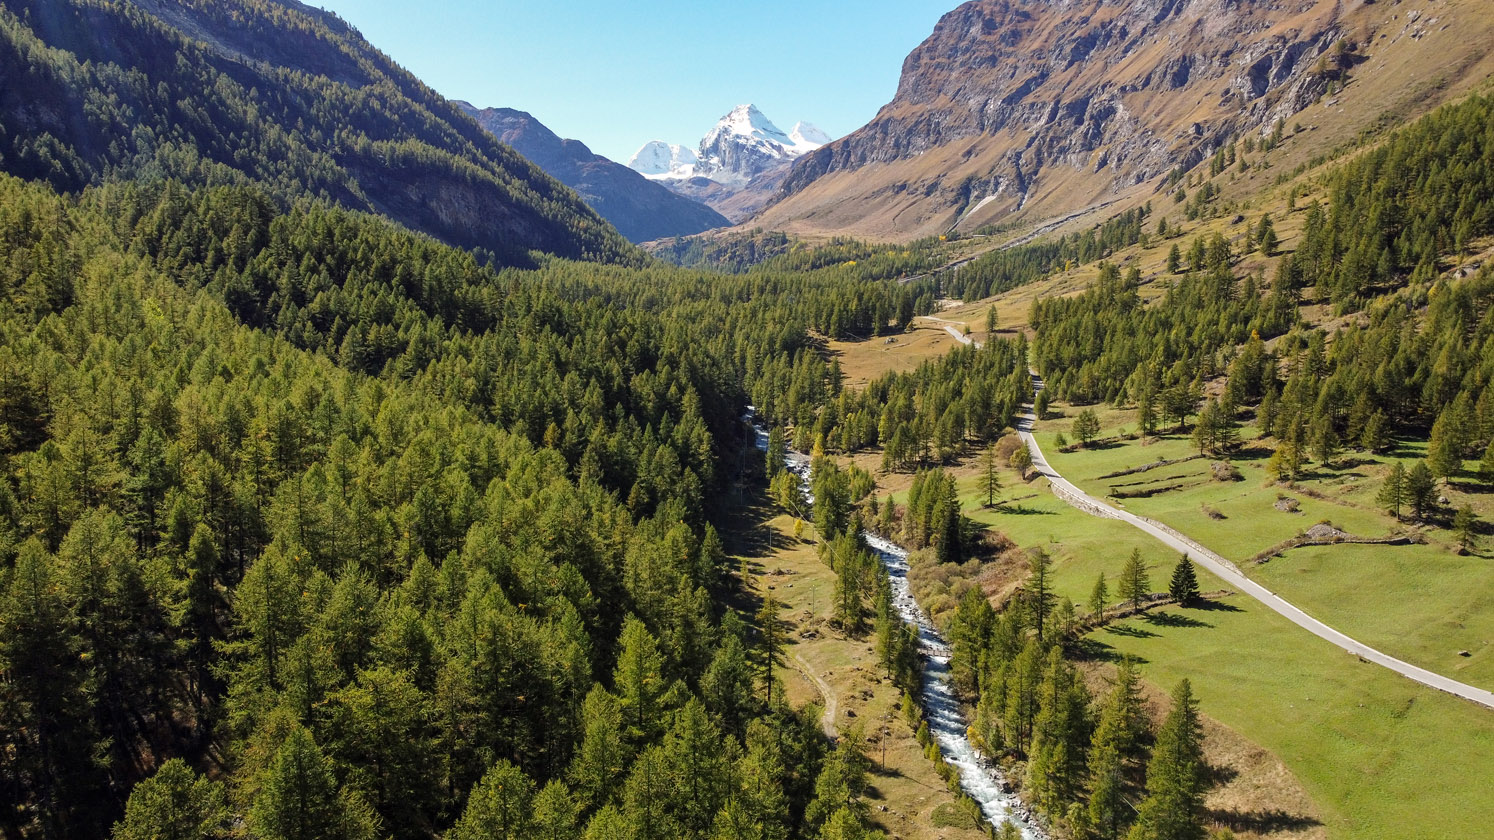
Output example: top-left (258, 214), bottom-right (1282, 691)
top-left (449, 760), bottom-right (536, 840)
top-left (1089, 572), bottom-right (1110, 618)
top-left (1118, 549), bottom-right (1151, 614)
top-left (112, 759), bottom-right (227, 840)
top-left (1377, 462), bottom-right (1407, 520)
top-left (1127, 680), bottom-right (1207, 840)
top-left (980, 444), bottom-right (1002, 507)
top-left (249, 728), bottom-right (380, 840)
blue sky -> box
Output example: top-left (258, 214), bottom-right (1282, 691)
top-left (314, 0), bottom-right (952, 164)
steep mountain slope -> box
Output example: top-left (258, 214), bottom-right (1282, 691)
top-left (756, 0), bottom-right (1494, 241)
top-left (0, 0), bottom-right (638, 265)
top-left (457, 103), bottom-right (728, 243)
top-left (629, 104), bottom-right (830, 221)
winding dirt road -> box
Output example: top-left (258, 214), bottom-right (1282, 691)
top-left (792, 652), bottom-right (839, 736)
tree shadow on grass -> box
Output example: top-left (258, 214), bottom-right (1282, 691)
top-left (1103, 623), bottom-right (1159, 639)
top-left (1205, 762), bottom-right (1240, 787)
top-left (995, 504), bottom-right (1059, 516)
top-left (1143, 610), bottom-right (1212, 629)
top-left (1192, 597), bottom-right (1245, 613)
top-left (1206, 808), bottom-right (1324, 834)
top-left (1223, 446), bottom-right (1273, 463)
top-left (1069, 636), bottom-right (1150, 666)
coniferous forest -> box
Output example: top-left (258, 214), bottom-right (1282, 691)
top-left (2, 1), bottom-right (1494, 839)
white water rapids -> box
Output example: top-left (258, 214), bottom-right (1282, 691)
top-left (747, 412), bottom-right (1043, 838)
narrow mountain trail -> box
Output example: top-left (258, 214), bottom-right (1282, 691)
top-left (1013, 372), bottom-right (1494, 711)
top-left (791, 651), bottom-right (839, 737)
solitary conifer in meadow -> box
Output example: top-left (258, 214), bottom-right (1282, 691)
top-left (1455, 504), bottom-right (1478, 555)
top-left (1406, 461), bottom-right (1438, 521)
top-left (1168, 555), bottom-right (1199, 605)
top-left (1118, 549), bottom-right (1151, 614)
top-left (1089, 572), bottom-right (1109, 618)
top-left (1377, 462), bottom-right (1407, 520)
top-left (980, 444), bottom-right (1002, 507)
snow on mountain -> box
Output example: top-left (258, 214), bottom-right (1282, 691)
top-left (627, 104), bottom-right (832, 187)
top-left (627, 141), bottom-right (699, 178)
top-left (789, 121), bottom-right (831, 153)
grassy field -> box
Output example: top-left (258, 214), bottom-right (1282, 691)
top-left (1035, 409), bottom-right (1494, 690)
top-left (827, 322), bottom-right (966, 389)
top-left (853, 444), bottom-right (1494, 839)
top-left (719, 483), bottom-right (992, 840)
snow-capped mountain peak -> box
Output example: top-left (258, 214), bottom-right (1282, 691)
top-left (627, 141), bottom-right (699, 178)
top-left (626, 104), bottom-right (833, 187)
top-left (711, 104), bottom-right (792, 146)
top-left (789, 121), bottom-right (831, 152)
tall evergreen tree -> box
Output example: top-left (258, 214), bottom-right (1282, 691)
top-left (980, 444), bottom-right (1002, 507)
top-left (1027, 549), bottom-right (1057, 642)
top-left (112, 759), bottom-right (228, 840)
top-left (1118, 549), bottom-right (1151, 614)
top-left (249, 729), bottom-right (379, 840)
top-left (1089, 572), bottom-right (1110, 618)
top-left (1127, 680), bottom-right (1207, 840)
top-left (450, 760), bottom-right (536, 840)
top-left (1168, 555), bottom-right (1200, 605)
top-left (1406, 461), bottom-right (1438, 521)
top-left (1377, 462), bottom-right (1407, 520)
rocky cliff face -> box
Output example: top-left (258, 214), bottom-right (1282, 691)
top-left (459, 105), bottom-right (728, 243)
top-left (757, 0), bottom-right (1490, 240)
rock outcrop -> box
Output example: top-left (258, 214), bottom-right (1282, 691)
top-left (754, 0), bottom-right (1494, 240)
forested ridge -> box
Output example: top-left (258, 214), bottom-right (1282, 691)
top-left (0, 172), bottom-right (910, 840)
top-left (1033, 94), bottom-right (1494, 455)
top-left (0, 0), bottom-right (636, 265)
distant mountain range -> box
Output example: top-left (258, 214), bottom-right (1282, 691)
top-left (0, 0), bottom-right (636, 265)
top-left (457, 103), bottom-right (728, 244)
top-left (628, 105), bottom-right (831, 222)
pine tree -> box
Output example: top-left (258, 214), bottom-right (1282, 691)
top-left (1087, 659), bottom-right (1148, 840)
top-left (1166, 244), bottom-right (1182, 274)
top-left (250, 729), bottom-right (379, 840)
top-left (614, 616), bottom-right (669, 747)
top-left (756, 592), bottom-right (786, 703)
top-left (1428, 411), bottom-right (1462, 483)
top-left (1028, 549), bottom-right (1057, 641)
top-left (1128, 680), bottom-right (1207, 840)
top-left (450, 760), bottom-right (535, 840)
top-left (112, 759), bottom-right (228, 840)
top-left (1073, 409), bottom-right (1102, 447)
top-left (1168, 555), bottom-right (1200, 605)
top-left (1118, 549), bottom-right (1151, 614)
top-left (1455, 505), bottom-right (1478, 554)
top-left (531, 780), bottom-right (581, 840)
top-left (1089, 572), bottom-right (1109, 618)
top-left (1377, 463), bottom-right (1407, 520)
top-left (569, 687), bottom-right (627, 813)
top-left (980, 444), bottom-right (1002, 507)
top-left (1026, 648), bottom-right (1092, 819)
top-left (1406, 461), bottom-right (1438, 521)
top-left (766, 426), bottom-right (786, 480)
